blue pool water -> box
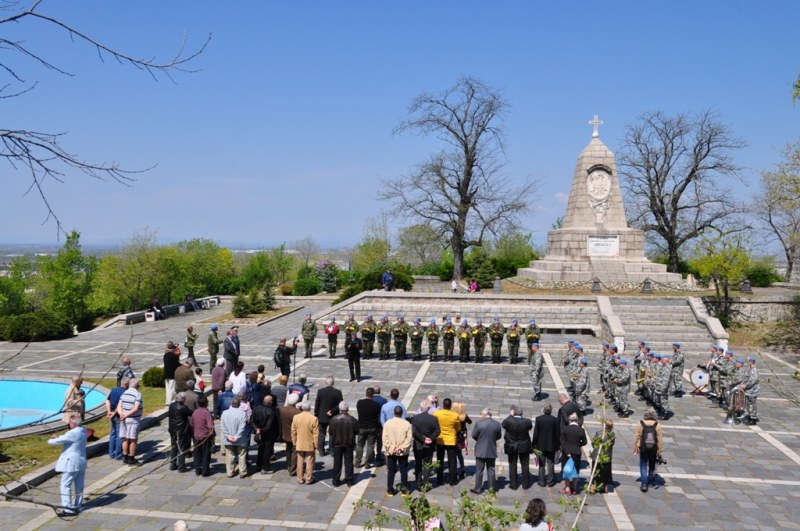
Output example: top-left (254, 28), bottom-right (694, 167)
top-left (0, 380), bottom-right (106, 430)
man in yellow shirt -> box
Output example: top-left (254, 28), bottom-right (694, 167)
top-left (434, 398), bottom-right (461, 486)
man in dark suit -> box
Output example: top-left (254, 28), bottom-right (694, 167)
top-left (532, 402), bottom-right (559, 487)
top-left (223, 330), bottom-right (239, 378)
top-left (411, 398), bottom-right (440, 489)
top-left (556, 393), bottom-right (583, 442)
top-left (344, 332), bottom-right (363, 382)
top-left (501, 405), bottom-right (533, 490)
top-left (314, 375), bottom-right (343, 456)
top-left (470, 407), bottom-right (502, 494)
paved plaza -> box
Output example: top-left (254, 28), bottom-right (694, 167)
top-left (1, 301), bottom-right (799, 530)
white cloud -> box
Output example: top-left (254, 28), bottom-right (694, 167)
top-left (555, 192), bottom-right (569, 203)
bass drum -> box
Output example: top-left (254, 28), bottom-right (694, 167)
top-left (689, 367), bottom-right (710, 391)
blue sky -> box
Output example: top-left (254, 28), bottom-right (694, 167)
top-left (2, 0), bottom-right (798, 250)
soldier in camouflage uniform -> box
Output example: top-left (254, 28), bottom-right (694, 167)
top-left (670, 342), bottom-right (685, 397)
top-left (457, 319), bottom-right (472, 362)
top-left (574, 357), bottom-right (590, 412)
top-left (655, 353), bottom-right (672, 419)
top-left (740, 356), bottom-right (760, 425)
top-left (426, 319), bottom-right (439, 361)
top-left (705, 345), bottom-right (722, 398)
top-left (714, 350), bottom-right (736, 408)
top-left (409, 318), bottom-right (424, 361)
top-left (606, 355), bottom-right (622, 409)
top-left (441, 319), bottom-right (456, 361)
top-left (598, 341), bottom-right (610, 395)
top-left (615, 359), bottom-right (631, 417)
top-left (301, 313), bottom-right (318, 359)
top-left (525, 319), bottom-right (541, 360)
top-left (488, 317), bottom-right (505, 364)
top-left (392, 315), bottom-right (409, 361)
top-left (343, 313), bottom-right (360, 338)
top-left (645, 353), bottom-right (660, 407)
top-left (633, 341), bottom-right (647, 396)
top-left (727, 358), bottom-right (746, 421)
top-left (529, 342), bottom-right (544, 400)
top-left (506, 319), bottom-right (522, 364)
top-left (472, 318), bottom-right (487, 363)
top-left (376, 315), bottom-right (392, 361)
top-left (360, 315), bottom-right (376, 360)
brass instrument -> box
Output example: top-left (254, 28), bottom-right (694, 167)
top-left (723, 387), bottom-right (746, 424)
top-left (635, 366), bottom-right (647, 385)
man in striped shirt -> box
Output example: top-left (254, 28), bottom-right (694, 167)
top-left (116, 378), bottom-right (144, 466)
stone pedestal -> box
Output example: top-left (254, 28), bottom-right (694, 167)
top-left (519, 129), bottom-right (683, 285)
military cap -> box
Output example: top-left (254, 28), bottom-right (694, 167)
top-left (672, 342), bottom-right (681, 347)
top-left (748, 356), bottom-right (756, 362)
top-left (620, 359), bottom-right (628, 365)
top-left (579, 357), bottom-right (588, 364)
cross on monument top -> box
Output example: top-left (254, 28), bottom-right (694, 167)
top-left (588, 114), bottom-right (604, 138)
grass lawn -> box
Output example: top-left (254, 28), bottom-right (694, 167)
top-left (196, 305), bottom-right (300, 325)
top-left (0, 379), bottom-right (165, 484)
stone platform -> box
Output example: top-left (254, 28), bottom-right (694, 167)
top-left (1, 299), bottom-right (799, 529)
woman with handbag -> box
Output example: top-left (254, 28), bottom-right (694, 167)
top-left (559, 412), bottom-right (587, 495)
top-left (452, 401), bottom-right (472, 480)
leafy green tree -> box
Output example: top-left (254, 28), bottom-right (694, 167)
top-left (240, 252), bottom-right (275, 292)
top-left (0, 257), bottom-right (32, 317)
top-left (793, 73), bottom-right (800, 104)
top-left (491, 231), bottom-right (537, 278)
top-left (396, 223), bottom-right (444, 266)
top-left (689, 231), bottom-right (752, 325)
top-left (316, 260), bottom-right (341, 292)
top-left (467, 247), bottom-right (497, 288)
top-left (174, 238), bottom-right (234, 296)
top-left (35, 231), bottom-right (97, 330)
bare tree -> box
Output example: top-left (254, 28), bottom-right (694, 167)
top-left (617, 110), bottom-right (747, 273)
top-left (396, 223), bottom-right (445, 266)
top-left (380, 76), bottom-right (533, 280)
top-left (755, 139), bottom-right (800, 281)
top-left (293, 236), bottom-right (320, 268)
top-left (1, 0), bottom-right (209, 234)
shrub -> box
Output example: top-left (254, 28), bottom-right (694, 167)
top-left (316, 260), bottom-right (341, 292)
top-left (232, 292), bottom-right (251, 318)
top-left (247, 289), bottom-right (267, 314)
top-left (746, 260), bottom-right (783, 287)
top-left (296, 265), bottom-right (315, 281)
top-left (293, 277), bottom-right (321, 296)
top-left (141, 366), bottom-right (165, 388)
top-left (279, 283), bottom-right (293, 296)
top-left (332, 284), bottom-right (363, 305)
top-left (0, 308), bottom-right (73, 342)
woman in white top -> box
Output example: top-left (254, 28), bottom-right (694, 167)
top-left (519, 498), bottom-right (551, 531)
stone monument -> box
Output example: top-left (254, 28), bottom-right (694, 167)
top-left (518, 115), bottom-right (684, 285)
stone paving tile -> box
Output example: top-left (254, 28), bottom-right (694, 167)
top-left (3, 301), bottom-right (800, 530)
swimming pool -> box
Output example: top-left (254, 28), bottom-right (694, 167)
top-left (0, 379), bottom-right (106, 431)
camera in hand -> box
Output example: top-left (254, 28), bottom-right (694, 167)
top-left (656, 455), bottom-right (668, 465)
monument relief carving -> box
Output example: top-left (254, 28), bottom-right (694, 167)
top-left (587, 167), bottom-right (611, 224)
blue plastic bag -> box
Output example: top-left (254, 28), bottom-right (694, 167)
top-left (562, 456), bottom-right (578, 480)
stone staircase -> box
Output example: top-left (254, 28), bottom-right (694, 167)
top-left (610, 297), bottom-right (716, 358)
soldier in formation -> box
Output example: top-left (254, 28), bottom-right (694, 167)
top-left (426, 319), bottom-right (439, 361)
top-left (458, 319), bottom-right (472, 362)
top-left (573, 356), bottom-right (591, 412)
top-left (506, 319), bottom-right (522, 364)
top-left (670, 342), bottom-right (685, 397)
top-left (525, 319), bottom-right (541, 357)
top-left (488, 317), bottom-right (505, 364)
top-left (654, 353), bottom-right (672, 420)
top-left (343, 313), bottom-right (360, 338)
top-left (739, 356), bottom-right (760, 425)
top-left (528, 342), bottom-right (544, 401)
top-left (376, 315), bottom-right (392, 360)
top-left (472, 318), bottom-right (487, 363)
top-left (604, 356), bottom-right (631, 418)
top-left (360, 315), bottom-right (376, 360)
top-left (301, 313), bottom-right (317, 359)
top-left (598, 341), bottom-right (611, 395)
top-left (392, 316), bottom-right (409, 361)
top-left (441, 319), bottom-right (456, 361)
top-left (409, 318), bottom-right (424, 361)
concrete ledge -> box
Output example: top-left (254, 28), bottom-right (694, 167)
top-left (597, 296), bottom-right (625, 337)
top-left (687, 297), bottom-right (729, 342)
top-left (121, 296), bottom-right (222, 326)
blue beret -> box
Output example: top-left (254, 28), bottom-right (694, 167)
top-left (580, 357), bottom-right (588, 364)
top-left (530, 319), bottom-right (536, 324)
top-left (414, 318), bottom-right (420, 323)
top-left (735, 359), bottom-right (744, 364)
top-left (531, 342), bottom-right (539, 347)
top-left (620, 359), bottom-right (628, 365)
top-left (748, 356), bottom-right (756, 362)
top-left (661, 353), bottom-right (671, 359)
top-left (366, 314), bottom-right (372, 318)
top-left (610, 345), bottom-right (619, 351)
top-left (601, 341), bottom-right (609, 347)
top-left (725, 350), bottom-right (733, 356)
top-left (672, 342), bottom-right (681, 347)
top-left (576, 345), bottom-right (584, 351)
top-left (430, 319), bottom-right (436, 323)
top-left (638, 339), bottom-right (645, 344)
top-left (654, 354), bottom-right (662, 359)
top-left (446, 318), bottom-right (452, 323)
top-left (211, 323), bottom-right (218, 330)
top-left (568, 339), bottom-right (575, 344)
top-left (477, 318), bottom-right (482, 323)
top-left (512, 319), bottom-right (518, 324)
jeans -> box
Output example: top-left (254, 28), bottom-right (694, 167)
top-left (109, 416), bottom-right (122, 459)
top-left (639, 448), bottom-right (657, 486)
top-left (387, 454), bottom-right (409, 493)
top-left (355, 427), bottom-right (378, 466)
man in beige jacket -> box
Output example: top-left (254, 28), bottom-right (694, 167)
top-left (291, 401), bottom-right (319, 484)
top-left (382, 405), bottom-right (412, 495)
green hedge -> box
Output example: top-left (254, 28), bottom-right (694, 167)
top-left (0, 308), bottom-right (74, 342)
top-left (293, 277), bottom-right (321, 296)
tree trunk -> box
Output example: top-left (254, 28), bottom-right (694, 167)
top-left (452, 243), bottom-right (465, 281)
top-left (667, 241), bottom-right (681, 273)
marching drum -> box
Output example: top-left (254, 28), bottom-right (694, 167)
top-left (689, 367), bottom-right (710, 392)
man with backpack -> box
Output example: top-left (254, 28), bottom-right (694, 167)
top-left (633, 408), bottom-right (664, 492)
top-left (274, 337), bottom-right (298, 378)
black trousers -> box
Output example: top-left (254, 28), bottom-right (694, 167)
top-left (332, 445), bottom-right (355, 483)
top-left (256, 437), bottom-right (275, 471)
top-left (415, 446), bottom-right (435, 487)
top-left (507, 448), bottom-right (530, 489)
top-left (318, 423), bottom-right (330, 455)
top-left (537, 450), bottom-right (556, 486)
top-left (193, 436), bottom-right (212, 476)
top-left (436, 444), bottom-right (458, 485)
top-left (348, 355), bottom-right (361, 381)
top-left (387, 454), bottom-right (409, 492)
top-left (170, 431), bottom-right (191, 469)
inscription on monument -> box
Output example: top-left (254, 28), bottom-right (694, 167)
top-left (587, 235), bottom-right (619, 257)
